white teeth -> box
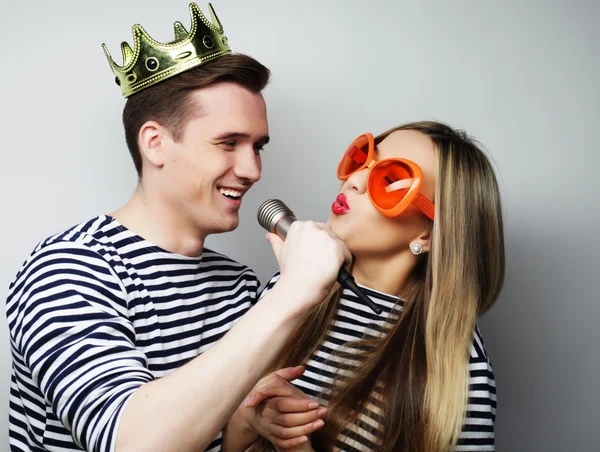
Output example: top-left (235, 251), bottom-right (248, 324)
top-left (218, 188), bottom-right (242, 199)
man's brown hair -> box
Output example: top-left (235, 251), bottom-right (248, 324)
top-left (122, 53), bottom-right (271, 176)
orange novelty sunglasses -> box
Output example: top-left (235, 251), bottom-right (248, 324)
top-left (336, 133), bottom-right (435, 220)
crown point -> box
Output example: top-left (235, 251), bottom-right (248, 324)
top-left (120, 42), bottom-right (134, 66)
top-left (131, 23), bottom-right (156, 50)
top-left (131, 23), bottom-right (144, 36)
top-left (102, 43), bottom-right (118, 69)
top-left (188, 3), bottom-right (201, 29)
top-left (208, 3), bottom-right (224, 32)
top-left (173, 21), bottom-right (189, 41)
top-left (132, 23), bottom-right (150, 40)
top-left (188, 2), bottom-right (216, 33)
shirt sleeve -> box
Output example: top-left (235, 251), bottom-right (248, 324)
top-left (6, 240), bottom-right (154, 452)
top-left (257, 271), bottom-right (280, 301)
top-left (455, 326), bottom-right (497, 451)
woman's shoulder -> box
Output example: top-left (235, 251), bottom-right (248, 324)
top-left (470, 324), bottom-right (492, 364)
top-left (467, 325), bottom-right (497, 410)
top-left (258, 270), bottom-right (281, 300)
top-left (468, 325), bottom-right (496, 402)
top-left (464, 324), bottom-right (497, 439)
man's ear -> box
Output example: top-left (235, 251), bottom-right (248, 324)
top-left (138, 120), bottom-right (168, 169)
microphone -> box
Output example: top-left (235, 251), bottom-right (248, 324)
top-left (257, 199), bottom-right (382, 314)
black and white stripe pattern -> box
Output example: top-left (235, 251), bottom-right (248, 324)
top-left (6, 215), bottom-right (259, 452)
top-left (261, 273), bottom-right (496, 451)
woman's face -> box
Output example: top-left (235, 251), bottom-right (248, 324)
top-left (328, 130), bottom-right (437, 258)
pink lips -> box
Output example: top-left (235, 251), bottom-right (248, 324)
top-left (332, 193), bottom-right (350, 215)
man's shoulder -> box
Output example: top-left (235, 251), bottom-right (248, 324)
top-left (32, 215), bottom-right (122, 254)
top-left (6, 216), bottom-right (130, 329)
top-left (9, 215), bottom-right (122, 288)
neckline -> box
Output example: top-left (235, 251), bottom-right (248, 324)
top-left (104, 214), bottom-right (205, 262)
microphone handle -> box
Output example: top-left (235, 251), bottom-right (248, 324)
top-left (337, 268), bottom-right (382, 314)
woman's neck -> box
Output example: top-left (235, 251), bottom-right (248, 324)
top-left (351, 250), bottom-right (419, 298)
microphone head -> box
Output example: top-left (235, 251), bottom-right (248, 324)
top-left (257, 199), bottom-right (296, 235)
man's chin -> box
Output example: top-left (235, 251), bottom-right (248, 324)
top-left (210, 216), bottom-right (240, 235)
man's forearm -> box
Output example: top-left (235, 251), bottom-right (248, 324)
top-left (115, 282), bottom-right (304, 452)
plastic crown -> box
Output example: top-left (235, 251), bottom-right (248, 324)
top-left (102, 3), bottom-right (232, 97)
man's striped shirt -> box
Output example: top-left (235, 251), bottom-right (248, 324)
top-left (6, 215), bottom-right (259, 452)
top-left (261, 272), bottom-right (497, 451)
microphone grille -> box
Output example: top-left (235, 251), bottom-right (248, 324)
top-left (257, 199), bottom-right (295, 232)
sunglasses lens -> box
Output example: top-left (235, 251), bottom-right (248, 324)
top-left (338, 136), bottom-right (370, 177)
top-left (369, 161), bottom-right (414, 210)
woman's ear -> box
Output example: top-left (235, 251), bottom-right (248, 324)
top-left (138, 120), bottom-right (167, 169)
top-left (410, 228), bottom-right (432, 255)
top-left (420, 236), bottom-right (431, 253)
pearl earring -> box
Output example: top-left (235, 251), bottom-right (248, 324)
top-left (410, 243), bottom-right (423, 255)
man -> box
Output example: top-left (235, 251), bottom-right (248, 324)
top-left (5, 4), bottom-right (349, 451)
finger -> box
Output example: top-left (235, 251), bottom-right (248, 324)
top-left (245, 377), bottom-right (299, 408)
top-left (269, 418), bottom-right (325, 440)
top-left (245, 367), bottom-right (304, 408)
top-left (313, 224), bottom-right (352, 267)
top-left (329, 237), bottom-right (353, 269)
top-left (265, 396), bottom-right (320, 414)
top-left (342, 247), bottom-right (354, 268)
top-left (266, 232), bottom-right (285, 264)
top-left (315, 225), bottom-right (352, 267)
top-left (248, 367), bottom-right (300, 400)
top-left (265, 405), bottom-right (327, 427)
top-left (260, 378), bottom-right (303, 396)
top-left (258, 382), bottom-right (302, 399)
top-left (269, 435), bottom-right (308, 450)
top-left (245, 373), bottom-right (282, 407)
top-left (274, 366), bottom-right (305, 382)
top-left (329, 233), bottom-right (353, 268)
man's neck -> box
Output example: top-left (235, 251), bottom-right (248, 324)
top-left (110, 184), bottom-right (206, 258)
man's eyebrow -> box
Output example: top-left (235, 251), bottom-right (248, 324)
top-left (214, 132), bottom-right (270, 144)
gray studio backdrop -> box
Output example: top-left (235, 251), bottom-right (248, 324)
top-left (1, 1), bottom-right (598, 450)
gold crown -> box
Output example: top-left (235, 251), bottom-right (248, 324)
top-left (102, 3), bottom-right (232, 97)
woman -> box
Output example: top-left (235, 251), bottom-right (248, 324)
top-left (245, 121), bottom-right (503, 451)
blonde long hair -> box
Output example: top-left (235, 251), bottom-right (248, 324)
top-left (251, 121), bottom-right (505, 451)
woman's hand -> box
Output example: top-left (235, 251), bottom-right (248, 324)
top-left (243, 366), bottom-right (327, 449)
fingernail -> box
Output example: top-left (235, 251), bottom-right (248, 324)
top-left (308, 402), bottom-right (319, 409)
top-left (317, 407), bottom-right (327, 417)
top-left (313, 419), bottom-right (324, 429)
top-left (298, 436), bottom-right (308, 444)
top-left (244, 395), bottom-right (253, 407)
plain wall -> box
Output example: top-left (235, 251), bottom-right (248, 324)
top-left (1, 1), bottom-right (598, 450)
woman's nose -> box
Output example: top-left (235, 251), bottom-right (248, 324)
top-left (345, 168), bottom-right (368, 194)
